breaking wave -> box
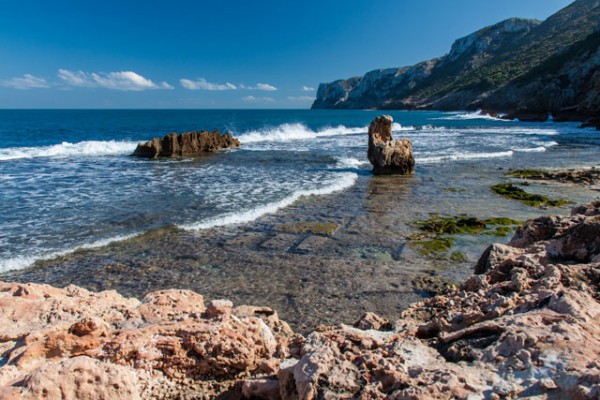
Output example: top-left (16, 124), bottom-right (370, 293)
top-left (0, 232), bottom-right (141, 273)
top-left (180, 172), bottom-right (358, 230)
top-left (236, 123), bottom-right (368, 143)
top-left (0, 140), bottom-right (139, 161)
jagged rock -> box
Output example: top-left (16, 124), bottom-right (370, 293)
top-left (367, 115), bottom-right (415, 175)
top-left (2, 202), bottom-right (600, 399)
top-left (353, 312), bottom-right (392, 331)
top-left (0, 284), bottom-right (289, 399)
top-left (132, 130), bottom-right (240, 158)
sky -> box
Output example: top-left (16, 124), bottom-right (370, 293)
top-left (0, 0), bottom-right (573, 109)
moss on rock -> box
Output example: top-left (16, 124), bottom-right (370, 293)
top-left (491, 183), bottom-right (572, 208)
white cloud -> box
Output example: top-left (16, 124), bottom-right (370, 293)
top-left (58, 69), bottom-right (172, 91)
top-left (287, 95), bottom-right (315, 102)
top-left (180, 78), bottom-right (237, 91)
top-left (255, 83), bottom-right (277, 91)
top-left (242, 95), bottom-right (275, 102)
top-left (301, 86), bottom-right (316, 91)
top-left (1, 74), bottom-right (49, 89)
top-left (239, 83), bottom-right (278, 91)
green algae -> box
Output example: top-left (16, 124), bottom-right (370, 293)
top-left (449, 251), bottom-right (468, 262)
top-left (410, 237), bottom-right (454, 257)
top-left (491, 183), bottom-right (572, 208)
top-left (416, 215), bottom-right (487, 235)
top-left (279, 221), bottom-right (338, 236)
top-left (443, 187), bottom-right (467, 193)
top-left (507, 169), bottom-right (549, 179)
top-left (416, 215), bottom-right (521, 236)
top-left (483, 217), bottom-right (522, 226)
top-left (410, 214), bottom-right (522, 260)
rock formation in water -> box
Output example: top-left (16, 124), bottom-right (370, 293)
top-left (367, 115), bottom-right (415, 175)
top-left (132, 130), bottom-right (240, 159)
top-left (312, 0), bottom-right (600, 125)
top-left (1, 201), bottom-right (599, 399)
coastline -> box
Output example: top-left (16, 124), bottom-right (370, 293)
top-left (2, 139), bottom-right (599, 333)
top-left (1, 198), bottom-right (598, 399)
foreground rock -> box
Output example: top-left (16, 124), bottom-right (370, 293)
top-left (132, 130), bottom-right (240, 158)
top-left (1, 202), bottom-right (599, 399)
top-left (367, 115), bottom-right (415, 175)
top-left (0, 286), bottom-right (295, 399)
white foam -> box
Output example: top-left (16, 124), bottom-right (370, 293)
top-left (419, 150), bottom-right (514, 163)
top-left (336, 157), bottom-right (369, 168)
top-left (392, 122), bottom-right (415, 131)
top-left (0, 140), bottom-right (139, 161)
top-left (236, 123), bottom-right (367, 144)
top-left (0, 232), bottom-right (140, 273)
top-left (512, 146), bottom-right (547, 153)
top-left (434, 110), bottom-right (508, 121)
top-left (180, 173), bottom-right (358, 230)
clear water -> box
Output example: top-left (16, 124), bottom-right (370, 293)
top-left (1, 109), bottom-right (598, 273)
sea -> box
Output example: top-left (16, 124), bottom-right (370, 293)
top-left (1, 109), bottom-right (599, 276)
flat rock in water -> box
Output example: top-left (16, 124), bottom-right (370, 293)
top-left (132, 130), bottom-right (240, 158)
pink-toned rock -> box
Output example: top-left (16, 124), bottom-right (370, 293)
top-left (205, 299), bottom-right (233, 318)
top-left (0, 284), bottom-right (287, 399)
top-left (1, 202), bottom-right (599, 399)
top-left (353, 312), bottom-right (392, 331)
top-left (0, 357), bottom-right (141, 400)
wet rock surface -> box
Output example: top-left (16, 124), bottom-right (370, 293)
top-left (132, 130), bottom-right (240, 158)
top-left (508, 167), bottom-right (600, 185)
top-left (367, 115), bottom-right (415, 175)
top-left (1, 202), bottom-right (599, 399)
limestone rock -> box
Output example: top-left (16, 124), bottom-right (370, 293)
top-left (367, 115), bottom-right (415, 175)
top-left (132, 130), bottom-right (240, 158)
top-left (2, 202), bottom-right (600, 399)
top-left (0, 285), bottom-right (287, 399)
top-left (312, 3), bottom-right (600, 124)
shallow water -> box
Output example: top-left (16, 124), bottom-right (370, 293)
top-left (1, 110), bottom-right (599, 331)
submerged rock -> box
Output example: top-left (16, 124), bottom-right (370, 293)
top-left (132, 130), bottom-right (240, 158)
top-left (1, 202), bottom-right (599, 399)
top-left (367, 115), bottom-right (415, 175)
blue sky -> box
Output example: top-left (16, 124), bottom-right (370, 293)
top-left (0, 0), bottom-right (573, 109)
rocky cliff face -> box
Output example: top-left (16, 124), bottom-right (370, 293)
top-left (312, 0), bottom-right (600, 121)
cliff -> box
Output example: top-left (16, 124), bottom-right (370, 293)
top-left (312, 0), bottom-right (600, 122)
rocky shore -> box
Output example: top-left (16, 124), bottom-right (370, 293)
top-left (1, 202), bottom-right (598, 399)
top-left (132, 130), bottom-right (240, 159)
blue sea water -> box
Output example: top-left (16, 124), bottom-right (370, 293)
top-left (0, 109), bottom-right (598, 272)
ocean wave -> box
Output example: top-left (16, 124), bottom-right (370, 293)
top-left (418, 150), bottom-right (514, 163)
top-left (392, 122), bottom-right (415, 131)
top-left (180, 172), bottom-right (358, 230)
top-left (336, 157), bottom-right (369, 168)
top-left (0, 232), bottom-right (141, 273)
top-left (236, 123), bottom-right (367, 143)
top-left (434, 111), bottom-right (508, 121)
top-left (0, 140), bottom-right (139, 161)
top-left (512, 146), bottom-right (547, 153)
